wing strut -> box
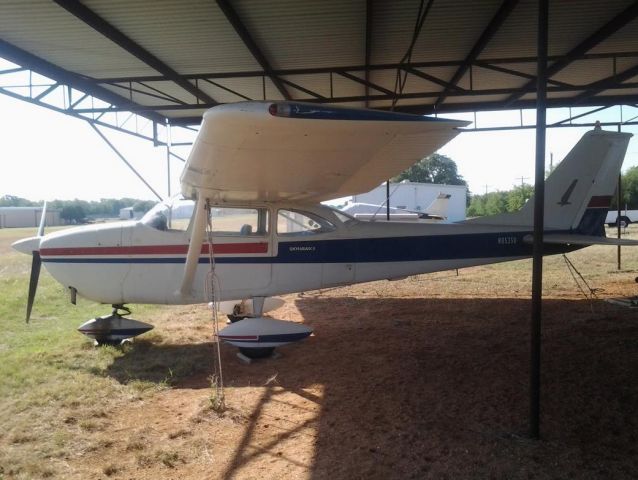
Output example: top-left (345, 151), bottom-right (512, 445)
top-left (179, 194), bottom-right (208, 297)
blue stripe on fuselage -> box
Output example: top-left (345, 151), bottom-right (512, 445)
top-left (42, 231), bottom-right (576, 265)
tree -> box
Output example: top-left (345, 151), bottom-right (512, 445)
top-left (392, 153), bottom-right (467, 186)
top-left (467, 195), bottom-right (485, 217)
top-left (61, 204), bottom-right (86, 224)
top-left (0, 195), bottom-right (37, 207)
top-left (506, 184), bottom-right (534, 211)
top-left (133, 200), bottom-right (156, 213)
top-left (621, 166), bottom-right (638, 209)
top-left (484, 191), bottom-right (508, 215)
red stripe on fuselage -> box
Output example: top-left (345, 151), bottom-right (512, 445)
top-left (40, 243), bottom-right (269, 256)
top-left (587, 196), bottom-right (612, 208)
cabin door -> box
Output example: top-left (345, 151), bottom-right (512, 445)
top-left (208, 206), bottom-right (272, 295)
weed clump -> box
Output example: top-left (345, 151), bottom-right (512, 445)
top-left (208, 374), bottom-right (226, 413)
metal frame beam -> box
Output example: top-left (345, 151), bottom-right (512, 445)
top-left (530, 0), bottom-right (548, 441)
top-left (402, 65), bottom-right (464, 91)
top-left (505, 1), bottom-right (638, 105)
top-left (0, 39), bottom-right (166, 124)
top-left (572, 62), bottom-right (638, 104)
top-left (215, 0), bottom-right (291, 100)
top-left (71, 82), bottom-right (638, 115)
top-left (52, 0), bottom-right (217, 105)
top-left (92, 51), bottom-right (638, 83)
top-left (435, 0), bottom-right (519, 107)
top-left (365, 0), bottom-right (373, 107)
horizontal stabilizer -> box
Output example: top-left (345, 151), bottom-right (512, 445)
top-left (523, 233), bottom-right (638, 246)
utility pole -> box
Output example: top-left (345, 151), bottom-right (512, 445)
top-left (518, 176), bottom-right (529, 188)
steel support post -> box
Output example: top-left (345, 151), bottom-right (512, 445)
top-left (617, 124), bottom-right (622, 270)
top-left (166, 121), bottom-right (172, 198)
top-left (617, 173), bottom-right (622, 269)
top-left (530, 0), bottom-right (548, 440)
top-left (386, 180), bottom-right (391, 220)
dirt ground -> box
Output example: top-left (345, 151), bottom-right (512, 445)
top-left (45, 261), bottom-right (638, 480)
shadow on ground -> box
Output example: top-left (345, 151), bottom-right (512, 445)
top-left (105, 296), bottom-right (638, 478)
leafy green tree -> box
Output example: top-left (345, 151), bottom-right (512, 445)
top-left (61, 204), bottom-right (86, 224)
top-left (392, 153), bottom-right (467, 186)
top-left (506, 184), bottom-right (534, 211)
top-left (0, 195), bottom-right (37, 207)
top-left (484, 191), bottom-right (508, 215)
top-left (621, 166), bottom-right (638, 209)
top-left (466, 195), bottom-right (485, 217)
top-left (133, 200), bottom-right (156, 213)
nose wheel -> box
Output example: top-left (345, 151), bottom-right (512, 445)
top-left (77, 305), bottom-right (154, 346)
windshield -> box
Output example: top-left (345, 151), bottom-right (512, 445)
top-left (142, 195), bottom-right (196, 231)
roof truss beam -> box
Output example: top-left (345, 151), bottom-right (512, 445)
top-left (0, 38), bottom-right (166, 124)
top-left (73, 81), bottom-right (638, 114)
top-left (336, 70), bottom-right (395, 96)
top-left (215, 0), bottom-right (291, 100)
top-left (504, 1), bottom-right (638, 105)
top-left (52, 0), bottom-right (217, 105)
top-left (435, 0), bottom-right (519, 107)
top-left (572, 62), bottom-right (638, 103)
top-left (91, 51), bottom-right (638, 83)
top-left (402, 66), bottom-right (465, 91)
top-left (475, 61), bottom-right (574, 88)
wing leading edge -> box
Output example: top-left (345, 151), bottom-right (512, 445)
top-left (180, 102), bottom-right (469, 203)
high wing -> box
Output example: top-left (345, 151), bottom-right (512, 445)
top-left (180, 102), bottom-right (469, 203)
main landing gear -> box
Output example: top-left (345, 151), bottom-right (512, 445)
top-left (217, 297), bottom-right (313, 360)
top-left (77, 305), bottom-right (154, 346)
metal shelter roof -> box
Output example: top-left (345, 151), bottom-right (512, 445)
top-left (1, 0), bottom-right (638, 129)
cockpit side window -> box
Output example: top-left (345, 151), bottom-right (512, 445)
top-left (209, 207), bottom-right (269, 236)
top-left (277, 209), bottom-right (336, 236)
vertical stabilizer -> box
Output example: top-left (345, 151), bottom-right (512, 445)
top-left (425, 192), bottom-right (451, 219)
top-left (466, 129), bottom-right (632, 232)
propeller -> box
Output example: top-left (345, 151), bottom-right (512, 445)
top-left (26, 251), bottom-right (41, 323)
top-left (25, 202), bottom-right (47, 323)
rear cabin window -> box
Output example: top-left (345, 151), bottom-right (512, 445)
top-left (209, 207), bottom-right (269, 236)
top-left (277, 209), bottom-right (335, 236)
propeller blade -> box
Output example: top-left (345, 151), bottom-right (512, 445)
top-left (26, 251), bottom-right (41, 323)
top-left (37, 201), bottom-right (47, 237)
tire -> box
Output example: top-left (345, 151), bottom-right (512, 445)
top-left (609, 217), bottom-right (630, 228)
top-left (239, 347), bottom-right (275, 359)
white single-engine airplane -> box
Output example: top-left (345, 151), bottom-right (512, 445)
top-left (12, 101), bottom-right (637, 347)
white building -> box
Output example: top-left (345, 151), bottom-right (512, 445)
top-left (0, 206), bottom-right (62, 228)
top-left (351, 182), bottom-right (467, 222)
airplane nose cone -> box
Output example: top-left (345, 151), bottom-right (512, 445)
top-left (12, 236), bottom-right (41, 255)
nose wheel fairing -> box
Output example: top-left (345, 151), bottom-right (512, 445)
top-left (77, 306), bottom-right (153, 345)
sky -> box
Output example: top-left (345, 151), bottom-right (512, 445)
top-left (1, 93), bottom-right (638, 202)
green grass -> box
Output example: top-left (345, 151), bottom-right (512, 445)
top-left (0, 235), bottom-right (169, 479)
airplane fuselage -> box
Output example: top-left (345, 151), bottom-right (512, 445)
top-left (37, 203), bottom-right (573, 306)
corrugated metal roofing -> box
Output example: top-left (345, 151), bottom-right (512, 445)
top-left (0, 0), bottom-right (637, 126)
